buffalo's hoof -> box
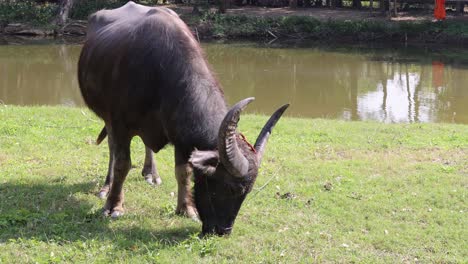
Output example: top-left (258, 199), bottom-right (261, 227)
top-left (102, 208), bottom-right (124, 218)
top-left (111, 210), bottom-right (124, 218)
top-left (103, 208), bottom-right (111, 216)
top-left (98, 186), bottom-right (110, 199)
top-left (98, 190), bottom-right (108, 199)
top-left (176, 205), bottom-right (199, 220)
top-left (154, 177), bottom-right (162, 185)
top-left (144, 174), bottom-right (162, 186)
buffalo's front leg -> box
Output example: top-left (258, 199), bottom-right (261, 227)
top-left (103, 130), bottom-right (131, 218)
top-left (141, 146), bottom-right (162, 186)
top-left (175, 148), bottom-right (198, 219)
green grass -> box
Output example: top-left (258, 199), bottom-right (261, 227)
top-left (0, 105), bottom-right (467, 263)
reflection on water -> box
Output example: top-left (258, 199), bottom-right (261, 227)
top-left (0, 44), bottom-right (82, 107)
top-left (1, 41), bottom-right (467, 124)
top-left (357, 72), bottom-right (425, 123)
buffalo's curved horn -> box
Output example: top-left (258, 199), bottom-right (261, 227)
top-left (218, 97), bottom-right (255, 178)
top-left (254, 104), bottom-right (290, 165)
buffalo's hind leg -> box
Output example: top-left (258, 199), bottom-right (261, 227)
top-left (98, 130), bottom-right (114, 199)
top-left (99, 139), bottom-right (160, 199)
top-left (141, 146), bottom-right (162, 186)
top-left (174, 147), bottom-right (198, 220)
top-left (103, 126), bottom-right (132, 218)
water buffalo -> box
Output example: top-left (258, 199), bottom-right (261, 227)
top-left (86, 2), bottom-right (178, 197)
top-left (78, 1), bottom-right (288, 235)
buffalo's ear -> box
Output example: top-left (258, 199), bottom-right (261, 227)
top-left (189, 150), bottom-right (219, 176)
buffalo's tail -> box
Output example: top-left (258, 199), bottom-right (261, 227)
top-left (96, 127), bottom-right (107, 145)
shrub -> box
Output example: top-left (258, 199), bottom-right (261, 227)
top-left (280, 16), bottom-right (320, 33)
top-left (70, 0), bottom-right (160, 20)
top-left (70, 0), bottom-right (126, 20)
top-left (0, 0), bottom-right (59, 25)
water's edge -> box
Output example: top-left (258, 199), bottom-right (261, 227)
top-left (1, 41), bottom-right (467, 124)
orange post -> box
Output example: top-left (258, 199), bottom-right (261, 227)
top-left (434, 0), bottom-right (446, 20)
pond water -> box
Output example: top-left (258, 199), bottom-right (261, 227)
top-left (1, 40), bottom-right (468, 124)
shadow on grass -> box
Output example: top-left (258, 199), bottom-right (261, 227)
top-left (0, 181), bottom-right (197, 248)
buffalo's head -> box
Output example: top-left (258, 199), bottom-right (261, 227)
top-left (190, 98), bottom-right (289, 236)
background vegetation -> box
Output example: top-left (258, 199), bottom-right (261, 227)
top-left (0, 106), bottom-right (466, 262)
top-left (0, 0), bottom-right (58, 25)
top-left (187, 12), bottom-right (468, 43)
top-left (0, 0), bottom-right (466, 44)
top-left (0, 0), bottom-right (160, 25)
top-left (69, 0), bottom-right (159, 20)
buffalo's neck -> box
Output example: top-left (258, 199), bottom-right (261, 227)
top-left (164, 61), bottom-right (228, 151)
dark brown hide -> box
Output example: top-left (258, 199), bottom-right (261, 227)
top-left (87, 2), bottom-right (176, 197)
top-left (78, 1), bottom-right (288, 235)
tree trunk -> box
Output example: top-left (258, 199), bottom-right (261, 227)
top-left (290, 0), bottom-right (298, 8)
top-left (456, 1), bottom-right (464, 15)
top-left (380, 0), bottom-right (389, 14)
top-left (352, 0), bottom-right (362, 8)
top-left (219, 0), bottom-right (227, 13)
top-left (218, 0), bottom-right (232, 13)
top-left (331, 0), bottom-right (343, 8)
top-left (192, 5), bottom-right (202, 15)
top-left (57, 0), bottom-right (75, 25)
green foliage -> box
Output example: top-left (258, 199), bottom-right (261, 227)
top-left (70, 0), bottom-right (160, 20)
top-left (443, 21), bottom-right (468, 37)
top-left (1, 0), bottom-right (467, 43)
top-left (280, 16), bottom-right (321, 33)
top-left (0, 1), bottom-right (58, 25)
top-left (395, 20), bottom-right (468, 41)
top-left (198, 12), bottom-right (279, 38)
top-left (189, 13), bottom-right (468, 43)
top-left (70, 0), bottom-right (127, 20)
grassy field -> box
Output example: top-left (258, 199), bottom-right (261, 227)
top-left (0, 106), bottom-right (467, 263)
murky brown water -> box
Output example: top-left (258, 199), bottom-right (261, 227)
top-left (1, 41), bottom-right (467, 124)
